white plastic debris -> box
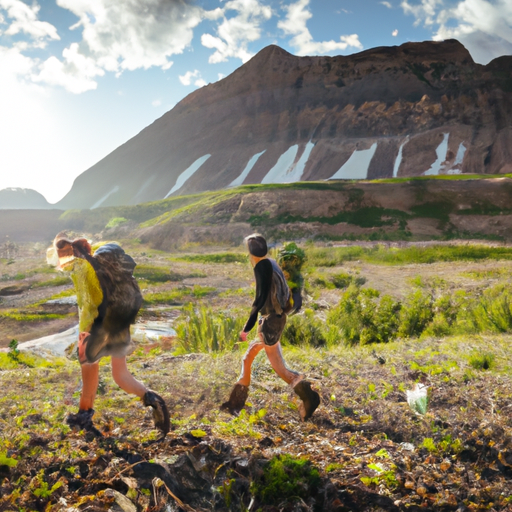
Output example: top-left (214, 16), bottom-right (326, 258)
top-left (406, 383), bottom-right (429, 415)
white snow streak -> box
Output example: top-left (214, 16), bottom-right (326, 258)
top-left (229, 151), bottom-right (266, 187)
top-left (329, 143), bottom-right (377, 180)
top-left (261, 145), bottom-right (299, 184)
top-left (284, 141), bottom-right (315, 183)
top-left (165, 154), bottom-right (211, 198)
top-left (91, 185), bottom-right (120, 209)
top-left (393, 138), bottom-right (407, 177)
top-left (261, 141), bottom-right (315, 184)
top-left (424, 133), bottom-right (449, 175)
top-left (454, 142), bottom-right (466, 166)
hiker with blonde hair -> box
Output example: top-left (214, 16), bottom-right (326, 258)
top-left (221, 234), bottom-right (320, 421)
top-left (47, 233), bottom-right (170, 438)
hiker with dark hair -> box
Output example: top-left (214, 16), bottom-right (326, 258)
top-left (221, 233), bottom-right (320, 421)
top-left (47, 233), bottom-right (170, 438)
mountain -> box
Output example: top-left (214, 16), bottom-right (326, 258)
top-left (55, 39), bottom-right (512, 210)
top-left (0, 188), bottom-right (51, 209)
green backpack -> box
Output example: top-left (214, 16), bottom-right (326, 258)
top-left (277, 242), bottom-right (306, 314)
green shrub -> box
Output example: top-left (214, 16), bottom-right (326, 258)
top-left (327, 286), bottom-right (401, 345)
top-left (397, 290), bottom-right (434, 338)
top-left (463, 284), bottom-right (512, 333)
top-left (468, 351), bottom-right (495, 370)
top-left (105, 217), bottom-right (128, 229)
top-left (251, 454), bottom-right (321, 506)
top-left (281, 310), bottom-right (327, 347)
top-left (174, 304), bottom-right (245, 353)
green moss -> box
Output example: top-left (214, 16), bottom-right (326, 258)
top-left (251, 454), bottom-right (321, 506)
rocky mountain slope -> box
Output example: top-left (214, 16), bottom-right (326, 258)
top-left (53, 39), bottom-right (512, 210)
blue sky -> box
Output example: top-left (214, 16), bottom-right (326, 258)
top-left (1, 0), bottom-right (511, 204)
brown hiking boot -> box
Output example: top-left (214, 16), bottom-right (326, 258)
top-left (143, 390), bottom-right (170, 436)
top-left (66, 408), bottom-right (102, 437)
top-left (221, 383), bottom-right (249, 416)
top-left (293, 380), bottom-right (320, 421)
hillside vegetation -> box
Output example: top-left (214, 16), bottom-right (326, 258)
top-left (5, 177), bottom-right (512, 246)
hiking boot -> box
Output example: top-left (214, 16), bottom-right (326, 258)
top-left (220, 383), bottom-right (249, 416)
top-left (143, 390), bottom-right (170, 436)
top-left (293, 380), bottom-right (320, 421)
top-left (66, 408), bottom-right (102, 437)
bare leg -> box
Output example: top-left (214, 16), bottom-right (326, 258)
top-left (111, 356), bottom-right (147, 397)
top-left (67, 362), bottom-right (102, 436)
top-left (221, 339), bottom-right (264, 414)
top-left (237, 339), bottom-right (265, 386)
top-left (111, 356), bottom-right (170, 435)
top-left (264, 341), bottom-right (302, 387)
top-left (79, 362), bottom-right (100, 410)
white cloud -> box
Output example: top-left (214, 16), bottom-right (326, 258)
top-left (201, 0), bottom-right (272, 63)
top-left (0, 0), bottom-right (59, 43)
top-left (381, 1), bottom-right (393, 8)
top-left (57, 0), bottom-right (202, 73)
top-left (152, 99), bottom-right (162, 107)
top-left (179, 69), bottom-right (206, 87)
top-left (392, 29), bottom-right (399, 36)
top-left (278, 0), bottom-right (363, 55)
top-left (401, 0), bottom-right (512, 63)
top-left (34, 43), bottom-right (104, 93)
top-left (0, 0), bottom-right (205, 93)
top-left (400, 0), bottom-right (442, 26)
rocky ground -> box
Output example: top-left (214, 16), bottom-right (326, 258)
top-left (1, 335), bottom-right (512, 511)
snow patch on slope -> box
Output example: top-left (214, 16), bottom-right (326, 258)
top-left (229, 151), bottom-right (266, 187)
top-left (261, 141), bottom-right (315, 184)
top-left (393, 138), bottom-right (407, 177)
top-left (261, 145), bottom-right (299, 184)
top-left (329, 143), bottom-right (377, 180)
top-left (447, 142), bottom-right (467, 174)
top-left (165, 154), bottom-right (211, 198)
top-left (424, 133), bottom-right (449, 175)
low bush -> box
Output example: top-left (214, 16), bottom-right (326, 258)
top-left (281, 310), bottom-right (327, 347)
top-left (327, 286), bottom-right (401, 345)
top-left (251, 454), bottom-right (321, 507)
top-left (468, 351), bottom-right (495, 370)
top-left (174, 303), bottom-right (245, 353)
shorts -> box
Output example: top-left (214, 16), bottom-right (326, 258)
top-left (257, 313), bottom-right (287, 346)
top-left (77, 329), bottom-right (135, 365)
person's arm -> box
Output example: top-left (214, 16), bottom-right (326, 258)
top-left (242, 259), bottom-right (273, 334)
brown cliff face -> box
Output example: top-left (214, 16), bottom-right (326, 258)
top-left (56, 40), bottom-right (512, 209)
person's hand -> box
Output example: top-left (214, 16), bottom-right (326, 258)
top-left (239, 331), bottom-right (248, 342)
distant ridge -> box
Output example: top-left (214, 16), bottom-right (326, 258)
top-left (54, 39), bottom-right (512, 209)
top-left (0, 188), bottom-right (51, 209)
